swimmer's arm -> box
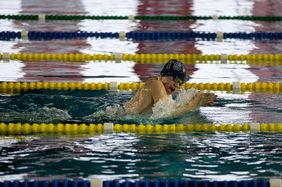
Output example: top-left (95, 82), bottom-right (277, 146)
top-left (169, 93), bottom-right (204, 117)
top-left (151, 80), bottom-right (169, 103)
top-left (130, 81), bottom-right (168, 113)
top-left (201, 93), bottom-right (217, 106)
top-left (170, 92), bottom-right (216, 117)
top-left (125, 81), bottom-right (158, 114)
top-left (126, 80), bottom-right (170, 114)
top-left (151, 82), bottom-right (204, 117)
top-left (125, 97), bottom-right (151, 114)
top-left (125, 95), bottom-right (151, 114)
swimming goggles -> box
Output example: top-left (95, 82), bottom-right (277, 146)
top-left (173, 76), bottom-right (184, 86)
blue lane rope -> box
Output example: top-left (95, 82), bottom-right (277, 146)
top-left (1, 31), bottom-right (282, 41)
top-left (0, 31), bottom-right (119, 41)
top-left (0, 179), bottom-right (270, 187)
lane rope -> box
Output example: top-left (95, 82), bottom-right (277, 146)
top-left (1, 53), bottom-right (282, 65)
top-left (0, 81), bottom-right (281, 94)
top-left (1, 31), bottom-right (282, 41)
top-left (1, 122), bottom-right (282, 135)
top-left (1, 14), bottom-right (282, 21)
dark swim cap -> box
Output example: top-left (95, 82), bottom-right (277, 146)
top-left (160, 59), bottom-right (186, 85)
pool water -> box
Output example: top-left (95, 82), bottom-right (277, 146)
top-left (0, 90), bottom-right (281, 124)
top-left (0, 131), bottom-right (282, 180)
top-left (0, 0), bottom-right (282, 182)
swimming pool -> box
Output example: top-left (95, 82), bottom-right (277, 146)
top-left (0, 0), bottom-right (282, 182)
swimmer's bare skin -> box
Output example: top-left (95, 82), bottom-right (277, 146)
top-left (125, 76), bottom-right (216, 117)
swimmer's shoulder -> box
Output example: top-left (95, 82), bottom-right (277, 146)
top-left (144, 77), bottom-right (164, 89)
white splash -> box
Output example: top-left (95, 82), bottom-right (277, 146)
top-left (0, 106), bottom-right (71, 122)
top-left (175, 88), bottom-right (199, 106)
top-left (29, 106), bottom-right (72, 122)
top-left (83, 104), bottom-right (128, 121)
top-left (151, 88), bottom-right (200, 119)
top-left (85, 89), bottom-right (200, 120)
top-left (151, 95), bottom-right (177, 119)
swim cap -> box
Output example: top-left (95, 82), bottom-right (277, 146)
top-left (160, 59), bottom-right (186, 85)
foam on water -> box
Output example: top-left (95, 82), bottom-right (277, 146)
top-left (151, 95), bottom-right (176, 119)
top-left (83, 104), bottom-right (127, 121)
top-left (151, 88), bottom-right (199, 119)
top-left (0, 106), bottom-right (71, 122)
top-left (175, 88), bottom-right (199, 106)
top-left (84, 89), bottom-right (200, 121)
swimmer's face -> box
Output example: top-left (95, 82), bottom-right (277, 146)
top-left (162, 76), bottom-right (180, 94)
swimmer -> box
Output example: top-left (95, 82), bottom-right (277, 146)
top-left (124, 59), bottom-right (217, 117)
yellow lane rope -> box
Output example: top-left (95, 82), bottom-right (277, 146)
top-left (0, 81), bottom-right (281, 94)
top-left (1, 53), bottom-right (282, 65)
top-left (0, 123), bottom-right (281, 135)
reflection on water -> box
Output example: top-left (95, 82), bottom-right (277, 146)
top-left (250, 0), bottom-right (282, 124)
top-left (14, 0), bottom-right (88, 82)
top-left (0, 132), bottom-right (282, 180)
top-left (135, 0), bottom-right (199, 81)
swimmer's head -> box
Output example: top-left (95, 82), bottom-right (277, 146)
top-left (160, 59), bottom-right (186, 85)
